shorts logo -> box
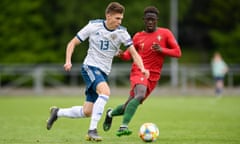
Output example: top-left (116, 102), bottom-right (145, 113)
top-left (95, 70), bottom-right (101, 75)
top-left (140, 77), bottom-right (144, 81)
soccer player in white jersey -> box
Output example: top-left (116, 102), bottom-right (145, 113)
top-left (46, 2), bottom-right (149, 142)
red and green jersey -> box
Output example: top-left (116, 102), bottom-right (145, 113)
top-left (121, 28), bottom-right (181, 81)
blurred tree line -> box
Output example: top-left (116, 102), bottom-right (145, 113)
top-left (0, 0), bottom-right (239, 64)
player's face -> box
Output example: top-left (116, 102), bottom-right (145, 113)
top-left (143, 13), bottom-right (158, 33)
top-left (106, 13), bottom-right (123, 30)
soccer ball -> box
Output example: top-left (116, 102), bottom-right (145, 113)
top-left (139, 123), bottom-right (159, 142)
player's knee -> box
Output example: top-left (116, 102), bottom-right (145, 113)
top-left (97, 83), bottom-right (111, 96)
top-left (99, 88), bottom-right (111, 96)
top-left (134, 84), bottom-right (147, 102)
top-left (135, 95), bottom-right (145, 102)
top-left (83, 109), bottom-right (92, 117)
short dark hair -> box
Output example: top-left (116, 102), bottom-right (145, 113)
top-left (144, 6), bottom-right (159, 16)
top-left (105, 2), bottom-right (125, 14)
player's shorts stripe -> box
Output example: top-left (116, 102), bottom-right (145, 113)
top-left (83, 65), bottom-right (95, 82)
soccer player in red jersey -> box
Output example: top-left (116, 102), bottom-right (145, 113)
top-left (103, 6), bottom-right (182, 136)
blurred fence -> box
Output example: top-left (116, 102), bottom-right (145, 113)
top-left (0, 63), bottom-right (239, 95)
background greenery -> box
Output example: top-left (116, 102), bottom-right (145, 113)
top-left (1, 0), bottom-right (239, 64)
top-left (0, 96), bottom-right (240, 144)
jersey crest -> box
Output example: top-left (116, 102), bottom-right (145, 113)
top-left (157, 35), bottom-right (161, 41)
top-left (110, 34), bottom-right (117, 40)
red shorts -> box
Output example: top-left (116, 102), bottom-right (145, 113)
top-left (129, 74), bottom-right (158, 100)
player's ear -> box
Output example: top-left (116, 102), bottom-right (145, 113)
top-left (106, 13), bottom-right (111, 19)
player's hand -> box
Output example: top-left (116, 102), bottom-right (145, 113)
top-left (116, 49), bottom-right (124, 57)
top-left (152, 43), bottom-right (162, 52)
top-left (141, 69), bottom-right (150, 79)
top-left (64, 63), bottom-right (72, 71)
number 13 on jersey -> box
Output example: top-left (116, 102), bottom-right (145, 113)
top-left (100, 40), bottom-right (109, 50)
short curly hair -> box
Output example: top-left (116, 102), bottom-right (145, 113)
top-left (144, 6), bottom-right (159, 16)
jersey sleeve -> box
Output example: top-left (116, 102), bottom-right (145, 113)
top-left (120, 28), bottom-right (133, 48)
top-left (76, 21), bottom-right (92, 42)
top-left (119, 32), bottom-right (141, 61)
top-left (160, 29), bottom-right (181, 58)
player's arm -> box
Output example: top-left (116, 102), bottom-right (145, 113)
top-left (152, 31), bottom-right (181, 58)
top-left (64, 37), bottom-right (81, 71)
top-left (128, 45), bottom-right (149, 78)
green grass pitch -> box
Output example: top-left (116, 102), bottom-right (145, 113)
top-left (0, 95), bottom-right (240, 144)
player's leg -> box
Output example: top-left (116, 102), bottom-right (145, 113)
top-left (216, 79), bottom-right (224, 96)
top-left (116, 80), bottom-right (158, 137)
top-left (89, 82), bottom-right (110, 130)
top-left (116, 84), bottom-right (147, 136)
top-left (103, 98), bottom-right (130, 131)
top-left (47, 65), bottom-right (95, 130)
top-left (46, 103), bottom-right (90, 130)
top-left (82, 65), bottom-right (109, 141)
top-left (57, 105), bottom-right (89, 118)
top-left (103, 108), bottom-right (114, 131)
top-left (215, 77), bottom-right (224, 96)
top-left (86, 81), bottom-right (110, 141)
